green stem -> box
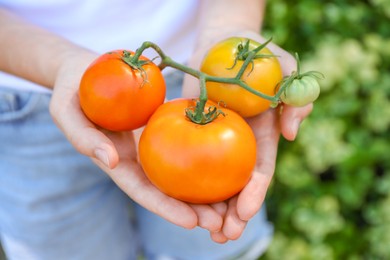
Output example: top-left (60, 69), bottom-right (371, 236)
top-left (206, 75), bottom-right (278, 102)
top-left (160, 57), bottom-right (201, 79)
top-left (195, 73), bottom-right (207, 120)
top-left (194, 75), bottom-right (208, 122)
top-left (131, 41), bottom-right (201, 78)
top-left (296, 53), bottom-right (300, 75)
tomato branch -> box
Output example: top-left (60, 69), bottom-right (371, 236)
top-left (130, 40), bottom-right (285, 123)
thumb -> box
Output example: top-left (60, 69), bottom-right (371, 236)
top-left (279, 104), bottom-right (313, 141)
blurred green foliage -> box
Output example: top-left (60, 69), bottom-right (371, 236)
top-left (261, 0), bottom-right (390, 259)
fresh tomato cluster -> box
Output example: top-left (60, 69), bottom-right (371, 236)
top-left (78, 38), bottom-right (321, 204)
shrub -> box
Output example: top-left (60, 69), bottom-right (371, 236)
top-left (261, 0), bottom-right (390, 259)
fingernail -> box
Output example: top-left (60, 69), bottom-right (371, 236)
top-left (291, 118), bottom-right (301, 140)
top-left (94, 148), bottom-right (110, 167)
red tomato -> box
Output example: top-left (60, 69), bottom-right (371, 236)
top-left (138, 99), bottom-right (257, 204)
top-left (79, 50), bottom-right (166, 131)
top-left (201, 37), bottom-right (283, 117)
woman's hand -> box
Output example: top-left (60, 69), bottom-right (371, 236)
top-left (182, 34), bottom-right (313, 243)
top-left (49, 52), bottom-right (225, 233)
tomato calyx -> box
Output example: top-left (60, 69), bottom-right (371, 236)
top-left (121, 50), bottom-right (151, 68)
top-left (120, 50), bottom-right (154, 85)
top-left (185, 100), bottom-right (225, 125)
top-left (184, 75), bottom-right (225, 125)
top-left (227, 38), bottom-right (276, 75)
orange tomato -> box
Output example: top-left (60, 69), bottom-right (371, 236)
top-left (138, 99), bottom-right (257, 204)
top-left (79, 50), bottom-right (166, 131)
top-left (201, 37), bottom-right (283, 117)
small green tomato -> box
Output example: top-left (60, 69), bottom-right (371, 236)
top-left (276, 53), bottom-right (323, 107)
top-left (280, 75), bottom-right (321, 107)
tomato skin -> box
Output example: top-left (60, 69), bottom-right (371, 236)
top-left (138, 99), bottom-right (257, 204)
top-left (280, 76), bottom-right (320, 107)
top-left (201, 37), bottom-right (283, 118)
top-left (79, 50), bottom-right (166, 131)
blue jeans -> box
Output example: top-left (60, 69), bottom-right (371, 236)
top-left (0, 74), bottom-right (273, 260)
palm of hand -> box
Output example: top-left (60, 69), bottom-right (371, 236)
top-left (49, 40), bottom-right (313, 244)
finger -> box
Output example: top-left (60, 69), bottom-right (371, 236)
top-left (190, 204), bottom-right (223, 232)
top-left (96, 134), bottom-right (198, 230)
top-left (99, 159), bottom-right (198, 229)
top-left (237, 151), bottom-right (278, 221)
top-left (222, 197), bottom-right (247, 240)
top-left (210, 231), bottom-right (229, 244)
top-left (238, 110), bottom-right (280, 221)
top-left (79, 122), bottom-right (199, 229)
top-left (96, 159), bottom-right (198, 230)
top-left (50, 90), bottom-right (119, 169)
top-left (208, 202), bottom-right (229, 242)
top-left (264, 39), bottom-right (313, 141)
top-left (236, 169), bottom-right (272, 222)
top-left (280, 103), bottom-right (313, 141)
top-left (211, 202), bottom-right (228, 218)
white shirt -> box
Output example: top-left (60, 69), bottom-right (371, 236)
top-left (0, 0), bottom-right (199, 92)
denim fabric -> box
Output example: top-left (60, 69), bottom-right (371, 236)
top-left (0, 73), bottom-right (273, 260)
top-left (165, 70), bottom-right (185, 100)
top-left (0, 88), bottom-right (137, 260)
top-left (135, 204), bottom-right (273, 260)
